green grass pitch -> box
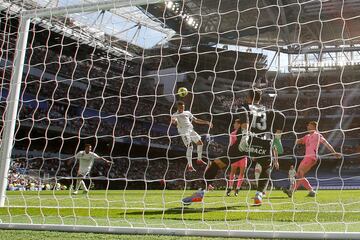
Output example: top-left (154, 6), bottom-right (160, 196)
top-left (1, 189), bottom-right (360, 236)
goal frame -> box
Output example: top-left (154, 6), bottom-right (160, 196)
top-left (0, 0), bottom-right (162, 208)
top-left (0, 223), bottom-right (359, 239)
top-left (0, 1), bottom-right (358, 239)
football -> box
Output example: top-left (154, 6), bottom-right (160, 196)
top-left (177, 87), bottom-right (188, 97)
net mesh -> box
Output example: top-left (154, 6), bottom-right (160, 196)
top-left (0, 0), bottom-right (360, 236)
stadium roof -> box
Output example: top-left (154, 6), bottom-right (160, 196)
top-left (4, 0), bottom-right (175, 53)
top-left (141, 0), bottom-right (360, 53)
top-left (5, 0), bottom-right (360, 55)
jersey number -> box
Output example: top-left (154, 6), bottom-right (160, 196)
top-left (251, 111), bottom-right (267, 131)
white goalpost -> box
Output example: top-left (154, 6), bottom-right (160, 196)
top-left (0, 0), bottom-right (163, 208)
top-left (0, 16), bottom-right (30, 208)
top-left (0, 0), bottom-right (360, 239)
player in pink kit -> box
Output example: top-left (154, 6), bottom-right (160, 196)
top-left (284, 121), bottom-right (341, 197)
top-left (226, 119), bottom-right (248, 196)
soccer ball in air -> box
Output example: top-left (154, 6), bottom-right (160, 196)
top-left (177, 87), bottom-right (188, 97)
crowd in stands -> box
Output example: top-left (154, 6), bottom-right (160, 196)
top-left (6, 69), bottom-right (360, 191)
top-left (6, 155), bottom-right (213, 191)
top-left (215, 94), bottom-right (244, 112)
top-left (1, 13), bottom-right (359, 191)
top-left (8, 158), bottom-right (69, 191)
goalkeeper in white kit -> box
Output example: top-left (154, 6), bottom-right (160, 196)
top-left (72, 144), bottom-right (111, 195)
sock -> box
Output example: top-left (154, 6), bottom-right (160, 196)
top-left (75, 179), bottom-right (82, 191)
top-left (254, 172), bottom-right (260, 187)
top-left (186, 145), bottom-right (193, 167)
top-left (80, 180), bottom-right (88, 191)
top-left (302, 178), bottom-right (313, 191)
top-left (236, 173), bottom-right (244, 189)
top-left (197, 144), bottom-right (203, 160)
top-left (228, 175), bottom-right (234, 189)
top-left (294, 178), bottom-right (312, 191)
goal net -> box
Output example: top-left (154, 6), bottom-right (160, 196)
top-left (0, 0), bottom-right (359, 238)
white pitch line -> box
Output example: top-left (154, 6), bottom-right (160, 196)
top-left (4, 205), bottom-right (360, 213)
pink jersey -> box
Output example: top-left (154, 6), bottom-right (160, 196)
top-left (230, 129), bottom-right (238, 146)
top-left (303, 131), bottom-right (325, 158)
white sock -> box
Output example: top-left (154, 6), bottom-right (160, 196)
top-left (75, 179), bottom-right (87, 191)
top-left (75, 179), bottom-right (81, 191)
top-left (255, 173), bottom-right (260, 187)
top-left (186, 145), bottom-right (193, 167)
top-left (80, 180), bottom-right (88, 191)
top-left (197, 144), bottom-right (203, 160)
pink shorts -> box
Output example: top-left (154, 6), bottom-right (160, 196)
top-left (231, 157), bottom-right (247, 169)
top-left (299, 157), bottom-right (317, 170)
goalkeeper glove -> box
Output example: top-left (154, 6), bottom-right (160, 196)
top-left (238, 129), bottom-right (249, 152)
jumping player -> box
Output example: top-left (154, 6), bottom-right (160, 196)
top-left (226, 119), bottom-right (248, 196)
top-left (171, 101), bottom-right (213, 172)
top-left (182, 90), bottom-right (285, 205)
top-left (288, 165), bottom-right (296, 190)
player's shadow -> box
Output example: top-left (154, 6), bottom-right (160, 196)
top-left (265, 196), bottom-right (289, 200)
top-left (123, 205), bottom-right (246, 217)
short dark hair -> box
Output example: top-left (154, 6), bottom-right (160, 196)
top-left (177, 101), bottom-right (185, 106)
top-left (234, 119), bottom-right (241, 124)
top-left (308, 121), bottom-right (318, 128)
top-left (84, 144), bottom-right (92, 148)
top-left (248, 89), bottom-right (262, 102)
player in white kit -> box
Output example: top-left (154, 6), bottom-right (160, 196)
top-left (72, 144), bottom-right (111, 195)
top-left (288, 165), bottom-right (296, 190)
top-left (171, 101), bottom-right (213, 172)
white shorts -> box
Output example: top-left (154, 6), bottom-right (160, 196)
top-left (179, 129), bottom-right (201, 146)
top-left (78, 168), bottom-right (91, 177)
top-left (255, 163), bottom-right (262, 173)
top-left (290, 177), bottom-right (296, 185)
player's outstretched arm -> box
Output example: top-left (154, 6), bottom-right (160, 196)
top-left (235, 107), bottom-right (250, 152)
top-left (273, 111), bottom-right (285, 155)
top-left (193, 118), bottom-right (213, 128)
top-left (237, 123), bottom-right (249, 152)
top-left (100, 157), bottom-right (112, 165)
top-left (93, 152), bottom-right (112, 165)
top-left (272, 147), bottom-right (279, 170)
top-left (296, 137), bottom-right (304, 145)
top-left (321, 138), bottom-right (341, 159)
top-left (274, 130), bottom-right (284, 155)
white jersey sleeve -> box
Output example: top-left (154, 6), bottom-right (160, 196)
top-left (90, 152), bottom-right (100, 159)
top-left (75, 151), bottom-right (83, 160)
